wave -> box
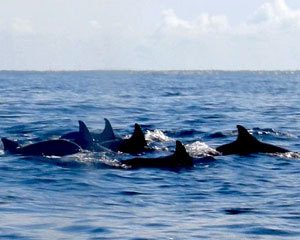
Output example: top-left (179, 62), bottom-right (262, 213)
top-left (207, 131), bottom-right (228, 138)
top-left (165, 129), bottom-right (203, 139)
top-left (251, 128), bottom-right (297, 139)
top-left (271, 152), bottom-right (300, 159)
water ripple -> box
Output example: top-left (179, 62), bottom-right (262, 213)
top-left (1, 71), bottom-right (300, 239)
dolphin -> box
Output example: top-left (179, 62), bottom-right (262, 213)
top-left (121, 140), bottom-right (215, 168)
top-left (100, 123), bottom-right (148, 154)
top-left (216, 125), bottom-right (289, 155)
top-left (66, 120), bottom-right (110, 152)
top-left (92, 118), bottom-right (121, 143)
top-left (59, 120), bottom-right (108, 152)
top-left (60, 118), bottom-right (118, 146)
top-left (1, 138), bottom-right (81, 156)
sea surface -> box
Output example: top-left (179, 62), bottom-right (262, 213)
top-left (0, 70), bottom-right (300, 239)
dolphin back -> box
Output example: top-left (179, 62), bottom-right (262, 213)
top-left (121, 140), bottom-right (193, 168)
top-left (258, 142), bottom-right (288, 153)
top-left (60, 131), bottom-right (80, 142)
top-left (2, 138), bottom-right (81, 156)
top-left (118, 123), bottom-right (147, 153)
top-left (92, 118), bottom-right (120, 142)
top-left (20, 139), bottom-right (81, 156)
top-left (216, 125), bottom-right (289, 155)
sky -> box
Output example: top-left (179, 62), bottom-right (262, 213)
top-left (0, 0), bottom-right (300, 70)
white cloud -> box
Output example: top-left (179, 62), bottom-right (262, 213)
top-left (147, 0), bottom-right (300, 70)
top-left (244, 0), bottom-right (300, 33)
top-left (163, 9), bottom-right (192, 30)
top-left (251, 0), bottom-right (300, 23)
top-left (11, 18), bottom-right (35, 35)
top-left (161, 9), bottom-right (229, 36)
top-left (89, 20), bottom-right (101, 31)
top-left (0, 0), bottom-right (300, 70)
top-left (161, 0), bottom-right (300, 37)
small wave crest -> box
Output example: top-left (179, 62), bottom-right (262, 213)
top-left (251, 128), bottom-right (297, 139)
top-left (145, 129), bottom-right (173, 142)
top-left (185, 141), bottom-right (219, 157)
top-left (162, 91), bottom-right (181, 97)
top-left (207, 132), bottom-right (227, 138)
top-left (44, 155), bottom-right (61, 159)
top-left (99, 157), bottom-right (124, 168)
top-left (271, 151), bottom-right (300, 159)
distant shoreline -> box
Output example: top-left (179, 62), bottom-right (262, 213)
top-left (1, 69), bottom-right (300, 73)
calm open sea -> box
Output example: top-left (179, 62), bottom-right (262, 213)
top-left (0, 70), bottom-right (300, 239)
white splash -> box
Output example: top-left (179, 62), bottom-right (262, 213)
top-left (64, 152), bottom-right (124, 168)
top-left (145, 129), bottom-right (173, 142)
top-left (185, 141), bottom-right (219, 157)
top-left (101, 159), bottom-right (122, 168)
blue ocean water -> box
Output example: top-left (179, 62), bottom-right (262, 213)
top-left (0, 70), bottom-right (300, 239)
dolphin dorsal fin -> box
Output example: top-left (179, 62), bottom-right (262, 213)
top-left (129, 123), bottom-right (147, 146)
top-left (236, 125), bottom-right (258, 143)
top-left (1, 138), bottom-right (20, 153)
top-left (78, 120), bottom-right (93, 146)
top-left (174, 141), bottom-right (190, 158)
top-left (101, 118), bottom-right (115, 140)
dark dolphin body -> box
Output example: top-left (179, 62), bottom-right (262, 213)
top-left (100, 123), bottom-right (148, 154)
top-left (60, 120), bottom-right (91, 149)
top-left (61, 120), bottom-right (147, 154)
top-left (1, 138), bottom-right (81, 156)
top-left (216, 125), bottom-right (289, 155)
top-left (92, 118), bottom-right (121, 143)
top-left (60, 120), bottom-right (108, 152)
top-left (121, 141), bottom-right (215, 169)
top-left (60, 118), bottom-right (118, 148)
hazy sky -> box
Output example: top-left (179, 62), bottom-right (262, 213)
top-left (1, 0), bottom-right (300, 70)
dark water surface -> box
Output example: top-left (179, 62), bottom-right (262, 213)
top-left (0, 71), bottom-right (300, 239)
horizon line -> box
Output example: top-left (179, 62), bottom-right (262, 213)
top-left (1, 69), bottom-right (300, 73)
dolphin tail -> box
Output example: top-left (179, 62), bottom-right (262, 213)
top-left (102, 118), bottom-right (115, 140)
top-left (1, 138), bottom-right (20, 153)
top-left (130, 123), bottom-right (147, 146)
top-left (78, 120), bottom-right (94, 148)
